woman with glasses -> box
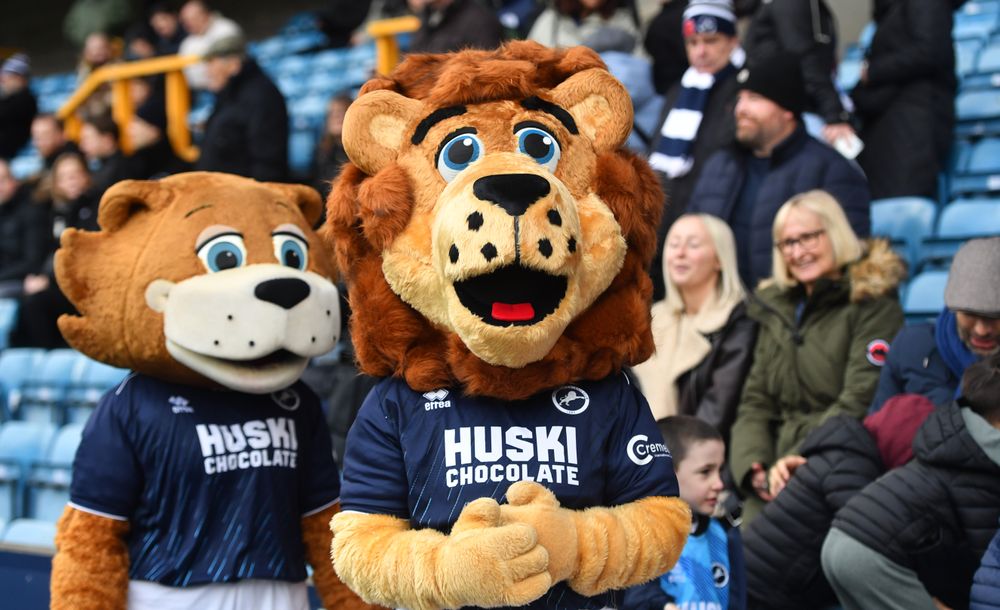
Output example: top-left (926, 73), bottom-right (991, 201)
top-left (728, 189), bottom-right (905, 523)
top-left (634, 213), bottom-right (756, 446)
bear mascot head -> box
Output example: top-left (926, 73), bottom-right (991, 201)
top-left (325, 41), bottom-right (690, 610)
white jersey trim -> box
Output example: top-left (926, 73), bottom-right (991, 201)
top-left (68, 501), bottom-right (129, 522)
top-left (301, 496), bottom-right (340, 518)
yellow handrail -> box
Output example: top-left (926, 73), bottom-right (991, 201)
top-left (368, 16), bottom-right (421, 77)
top-left (56, 55), bottom-right (201, 162)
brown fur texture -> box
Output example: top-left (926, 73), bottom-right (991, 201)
top-left (55, 172), bottom-right (335, 388)
top-left (301, 505), bottom-right (383, 610)
top-left (51, 507), bottom-right (131, 610)
top-left (849, 238), bottom-right (907, 302)
top-left (323, 41), bottom-right (663, 399)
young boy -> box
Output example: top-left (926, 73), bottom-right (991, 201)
top-left (624, 416), bottom-right (746, 609)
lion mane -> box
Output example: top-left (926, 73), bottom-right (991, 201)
top-left (324, 41), bottom-right (664, 400)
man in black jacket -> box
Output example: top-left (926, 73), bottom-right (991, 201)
top-left (195, 35), bottom-right (288, 182)
top-left (0, 160), bottom-right (48, 297)
top-left (688, 52), bottom-right (870, 289)
top-left (821, 353), bottom-right (1000, 610)
top-left (0, 53), bottom-right (37, 160)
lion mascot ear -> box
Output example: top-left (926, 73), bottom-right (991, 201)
top-left (342, 89), bottom-right (424, 175)
top-left (549, 68), bottom-right (633, 154)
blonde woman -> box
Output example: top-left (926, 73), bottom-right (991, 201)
top-left (729, 190), bottom-right (905, 522)
top-left (634, 213), bottom-right (756, 443)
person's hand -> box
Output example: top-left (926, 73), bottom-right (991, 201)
top-left (860, 60), bottom-right (869, 84)
top-left (665, 604), bottom-right (680, 610)
top-left (750, 462), bottom-right (773, 502)
top-left (823, 123), bottom-right (856, 146)
top-left (23, 274), bottom-right (49, 295)
top-left (932, 598), bottom-right (953, 610)
top-left (768, 455), bottom-right (807, 497)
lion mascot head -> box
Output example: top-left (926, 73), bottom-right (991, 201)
top-left (324, 40), bottom-right (663, 400)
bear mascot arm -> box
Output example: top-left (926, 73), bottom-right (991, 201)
top-left (324, 42), bottom-right (690, 610)
top-left (49, 174), bottom-right (379, 610)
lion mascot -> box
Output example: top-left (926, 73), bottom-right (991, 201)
top-left (48, 172), bottom-right (374, 610)
top-left (325, 41), bottom-right (691, 610)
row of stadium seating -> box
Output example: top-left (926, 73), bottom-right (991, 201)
top-left (0, 421), bottom-right (80, 524)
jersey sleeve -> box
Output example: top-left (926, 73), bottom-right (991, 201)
top-left (298, 385), bottom-right (343, 516)
top-left (69, 382), bottom-right (143, 520)
top-left (339, 382), bottom-right (410, 518)
top-left (605, 373), bottom-right (680, 504)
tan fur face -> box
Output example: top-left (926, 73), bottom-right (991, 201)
top-left (56, 172), bottom-right (341, 392)
top-left (325, 42), bottom-right (664, 399)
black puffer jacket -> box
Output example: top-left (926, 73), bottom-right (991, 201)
top-left (742, 415), bottom-right (882, 610)
top-left (831, 403), bottom-right (1000, 610)
top-left (743, 0), bottom-right (847, 124)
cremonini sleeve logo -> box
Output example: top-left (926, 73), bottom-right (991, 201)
top-left (626, 434), bottom-right (671, 466)
top-left (551, 386), bottom-right (590, 415)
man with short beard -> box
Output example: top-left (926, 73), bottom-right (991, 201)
top-left (687, 51), bottom-right (870, 289)
top-left (870, 237), bottom-right (1000, 413)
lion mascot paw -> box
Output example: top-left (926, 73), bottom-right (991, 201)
top-left (324, 41), bottom-right (690, 610)
top-left (49, 172), bottom-right (377, 610)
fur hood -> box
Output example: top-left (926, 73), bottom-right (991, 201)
top-left (848, 238), bottom-right (907, 303)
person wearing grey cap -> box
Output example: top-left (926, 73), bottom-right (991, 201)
top-left (0, 52), bottom-right (37, 160)
top-left (870, 236), bottom-right (1000, 414)
top-left (194, 35), bottom-right (288, 182)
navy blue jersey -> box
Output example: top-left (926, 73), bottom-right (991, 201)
top-left (70, 374), bottom-right (341, 586)
top-left (340, 371), bottom-right (679, 610)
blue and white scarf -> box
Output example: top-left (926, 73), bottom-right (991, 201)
top-left (649, 47), bottom-right (745, 179)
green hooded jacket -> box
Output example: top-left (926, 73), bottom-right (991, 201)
top-left (730, 240), bottom-right (905, 509)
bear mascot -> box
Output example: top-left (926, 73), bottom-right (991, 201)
top-left (324, 41), bottom-right (691, 610)
top-left (48, 172), bottom-right (375, 610)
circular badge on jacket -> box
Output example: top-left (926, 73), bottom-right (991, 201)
top-left (866, 339), bottom-right (890, 367)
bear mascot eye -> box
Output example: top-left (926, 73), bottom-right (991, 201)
top-left (272, 233), bottom-right (309, 271)
top-left (516, 125), bottom-right (561, 172)
top-left (196, 233), bottom-right (247, 272)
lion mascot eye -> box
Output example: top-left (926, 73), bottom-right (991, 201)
top-left (516, 125), bottom-right (561, 172)
top-left (436, 131), bottom-right (484, 182)
top-left (196, 233), bottom-right (247, 272)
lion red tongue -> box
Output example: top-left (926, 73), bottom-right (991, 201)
top-left (491, 302), bottom-right (535, 321)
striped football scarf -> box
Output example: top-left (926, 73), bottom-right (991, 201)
top-left (650, 47), bottom-right (745, 178)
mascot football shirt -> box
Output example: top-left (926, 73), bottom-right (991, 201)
top-left (70, 374), bottom-right (341, 586)
top-left (341, 371), bottom-right (680, 610)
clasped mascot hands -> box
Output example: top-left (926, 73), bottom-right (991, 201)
top-left (49, 172), bottom-right (374, 610)
top-left (324, 41), bottom-right (691, 610)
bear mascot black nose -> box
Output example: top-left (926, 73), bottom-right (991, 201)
top-left (255, 278), bottom-right (311, 310)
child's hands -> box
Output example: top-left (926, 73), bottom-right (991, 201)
top-left (768, 455), bottom-right (807, 497)
top-left (750, 462), bottom-right (773, 502)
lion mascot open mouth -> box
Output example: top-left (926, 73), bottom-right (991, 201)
top-left (48, 172), bottom-right (375, 610)
top-left (324, 41), bottom-right (690, 610)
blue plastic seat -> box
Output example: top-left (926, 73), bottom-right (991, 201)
top-left (870, 197), bottom-right (938, 271)
top-left (903, 271), bottom-right (949, 323)
top-left (920, 199), bottom-right (1000, 268)
top-left (63, 358), bottom-right (128, 425)
top-left (28, 423), bottom-right (83, 522)
top-left (8, 154), bottom-right (42, 181)
top-left (312, 48), bottom-right (348, 72)
top-left (275, 54), bottom-right (311, 78)
top-left (283, 31), bottom-right (327, 55)
top-left (956, 89), bottom-right (1000, 124)
top-left (250, 37), bottom-right (287, 61)
top-left (19, 350), bottom-right (88, 425)
top-left (0, 421), bottom-right (56, 522)
top-left (290, 94), bottom-right (330, 124)
top-left (289, 129), bottom-right (318, 178)
top-left (958, 38), bottom-right (985, 76)
top-left (954, 10), bottom-right (999, 40)
top-left (0, 298), bottom-right (19, 352)
top-left (977, 42), bottom-right (1000, 73)
top-left (1, 518), bottom-right (56, 548)
top-left (0, 348), bottom-right (45, 420)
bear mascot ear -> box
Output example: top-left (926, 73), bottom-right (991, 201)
top-left (96, 179), bottom-right (176, 231)
top-left (342, 89), bottom-right (424, 175)
top-left (260, 181), bottom-right (325, 227)
top-left (548, 68), bottom-right (633, 154)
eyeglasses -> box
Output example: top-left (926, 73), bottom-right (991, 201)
top-left (776, 229), bottom-right (825, 253)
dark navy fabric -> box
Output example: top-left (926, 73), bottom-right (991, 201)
top-left (340, 371), bottom-right (680, 610)
top-left (869, 318), bottom-right (963, 413)
top-left (70, 374), bottom-right (340, 586)
top-left (733, 156), bottom-right (769, 288)
top-left (971, 524), bottom-right (1000, 610)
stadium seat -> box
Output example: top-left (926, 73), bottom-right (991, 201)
top-left (0, 348), bottom-right (45, 420)
top-left (8, 153), bottom-right (42, 181)
top-left (289, 129), bottom-right (317, 178)
top-left (955, 90), bottom-right (1000, 140)
top-left (1, 518), bottom-right (56, 548)
top-left (951, 137), bottom-right (1000, 195)
top-left (0, 421), bottom-right (57, 522)
top-left (976, 41), bottom-right (1000, 73)
top-left (275, 53), bottom-right (310, 78)
top-left (283, 31), bottom-right (327, 55)
top-left (954, 9), bottom-right (999, 40)
top-left (63, 359), bottom-right (128, 425)
top-left (920, 199), bottom-right (1000, 268)
top-left (312, 48), bottom-right (348, 73)
top-left (27, 423), bottom-right (83, 522)
top-left (0, 298), bottom-right (18, 351)
top-left (18, 350), bottom-right (88, 425)
top-left (958, 38), bottom-right (985, 76)
top-left (870, 197), bottom-right (938, 271)
top-left (903, 270), bottom-right (949, 323)
top-left (250, 37), bottom-right (287, 61)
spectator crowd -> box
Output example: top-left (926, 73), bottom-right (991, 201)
top-left (2, 0), bottom-right (999, 608)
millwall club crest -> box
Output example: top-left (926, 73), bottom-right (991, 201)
top-left (552, 385), bottom-right (590, 415)
top-left (271, 388), bottom-right (301, 411)
top-left (712, 562), bottom-right (729, 588)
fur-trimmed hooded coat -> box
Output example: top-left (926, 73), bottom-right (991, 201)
top-left (729, 240), bottom-right (905, 511)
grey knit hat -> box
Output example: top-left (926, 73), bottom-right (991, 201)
top-left (945, 236), bottom-right (1000, 317)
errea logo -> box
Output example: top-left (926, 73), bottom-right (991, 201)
top-left (169, 395), bottom-right (194, 414)
top-left (424, 389), bottom-right (452, 411)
